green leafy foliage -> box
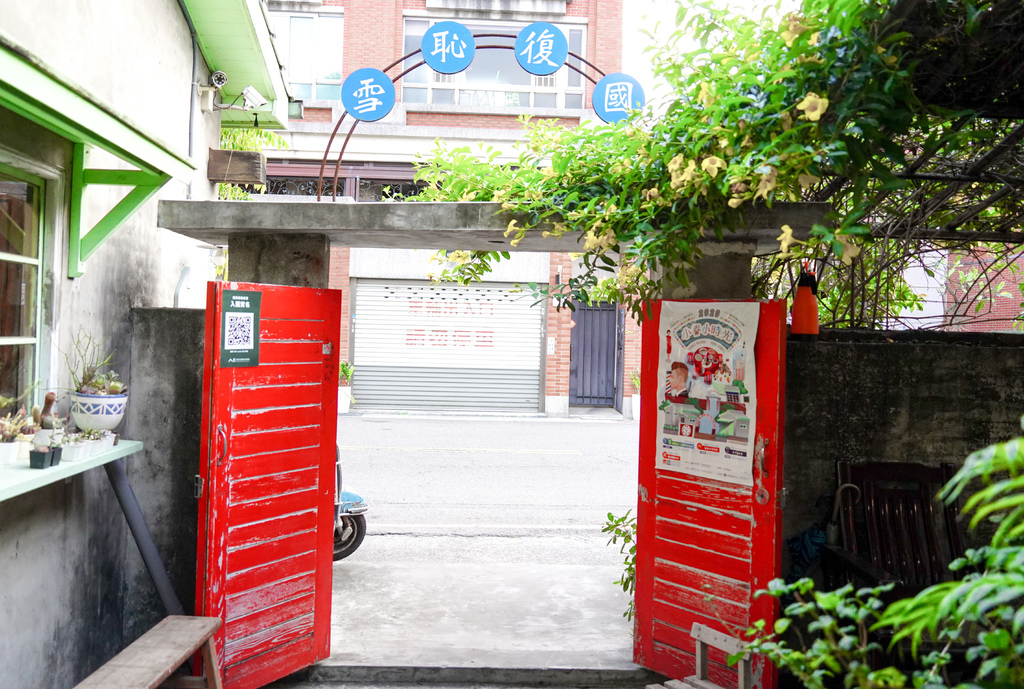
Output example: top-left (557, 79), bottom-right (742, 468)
top-left (603, 510), bottom-right (637, 621)
top-left (414, 0), bottom-right (1018, 329)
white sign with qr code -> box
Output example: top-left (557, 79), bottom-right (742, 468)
top-left (225, 312), bottom-right (254, 350)
top-left (220, 288), bottom-right (262, 367)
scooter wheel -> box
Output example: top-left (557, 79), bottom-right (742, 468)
top-left (333, 514), bottom-right (366, 561)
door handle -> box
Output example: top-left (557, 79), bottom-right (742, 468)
top-left (216, 424), bottom-right (228, 466)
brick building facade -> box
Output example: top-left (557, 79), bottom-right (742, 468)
top-left (265, 0), bottom-right (641, 416)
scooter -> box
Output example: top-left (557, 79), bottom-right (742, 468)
top-left (334, 446), bottom-right (368, 561)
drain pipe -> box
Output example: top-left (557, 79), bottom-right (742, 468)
top-left (176, 0), bottom-right (199, 199)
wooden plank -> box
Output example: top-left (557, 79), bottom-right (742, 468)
top-left (227, 529), bottom-right (317, 572)
top-left (230, 383), bottom-right (323, 411)
top-left (222, 634), bottom-right (314, 689)
top-left (228, 510), bottom-right (317, 549)
top-left (653, 621), bottom-right (735, 667)
top-left (227, 487), bottom-right (318, 526)
top-left (655, 498), bottom-right (753, 540)
top-left (225, 549), bottom-right (317, 598)
top-left (653, 560), bottom-right (750, 603)
top-left (207, 149), bottom-right (266, 185)
top-left (656, 473), bottom-right (753, 517)
top-left (656, 517), bottom-right (751, 561)
top-left (73, 616), bottom-right (220, 689)
top-left (230, 362), bottom-right (323, 388)
top-left (223, 613), bottom-right (314, 667)
top-left (248, 341), bottom-right (323, 366)
top-left (654, 642), bottom-right (738, 689)
top-left (227, 448), bottom-right (320, 481)
top-left (230, 427), bottom-right (321, 458)
top-left (226, 573), bottom-right (316, 621)
top-left (655, 536), bottom-right (750, 583)
top-left (260, 317), bottom-right (328, 342)
top-left (224, 592), bottom-right (315, 641)
top-left (653, 577), bottom-right (747, 626)
top-left (229, 468), bottom-right (320, 504)
top-left (230, 405), bottom-right (323, 434)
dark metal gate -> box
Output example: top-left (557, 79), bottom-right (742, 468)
top-left (569, 301), bottom-right (622, 406)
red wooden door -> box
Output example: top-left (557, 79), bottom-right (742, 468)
top-left (634, 300), bottom-right (786, 689)
top-left (196, 281), bottom-right (341, 689)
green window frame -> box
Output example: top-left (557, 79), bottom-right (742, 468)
top-left (0, 160), bottom-right (44, 412)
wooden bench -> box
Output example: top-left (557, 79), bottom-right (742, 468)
top-left (74, 616), bottom-right (223, 689)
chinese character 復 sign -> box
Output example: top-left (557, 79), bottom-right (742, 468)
top-left (515, 22), bottom-right (568, 76)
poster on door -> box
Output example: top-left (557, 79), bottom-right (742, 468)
top-left (657, 302), bottom-right (759, 486)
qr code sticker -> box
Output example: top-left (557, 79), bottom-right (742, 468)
top-left (225, 312), bottom-right (254, 350)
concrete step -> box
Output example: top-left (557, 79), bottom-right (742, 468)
top-left (268, 665), bottom-right (664, 688)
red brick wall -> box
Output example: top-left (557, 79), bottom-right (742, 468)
top-left (945, 251), bottom-right (1024, 332)
top-left (290, 107), bottom-right (333, 123)
top-left (623, 308), bottom-right (642, 394)
top-left (545, 253), bottom-right (576, 398)
top-left (328, 246), bottom-right (352, 359)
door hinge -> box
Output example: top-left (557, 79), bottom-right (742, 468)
top-left (194, 475), bottom-right (204, 499)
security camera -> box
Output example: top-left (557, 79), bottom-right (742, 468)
top-left (241, 85), bottom-right (268, 110)
top-left (209, 71), bottom-right (228, 89)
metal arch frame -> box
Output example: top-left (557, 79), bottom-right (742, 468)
top-left (317, 33), bottom-right (607, 202)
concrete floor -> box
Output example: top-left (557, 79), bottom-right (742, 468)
top-left (327, 562), bottom-right (635, 669)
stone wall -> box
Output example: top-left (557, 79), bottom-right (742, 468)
top-left (782, 330), bottom-right (1024, 558)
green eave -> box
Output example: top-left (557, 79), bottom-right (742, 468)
top-left (184, 0), bottom-right (290, 129)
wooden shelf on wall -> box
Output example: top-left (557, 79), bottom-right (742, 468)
top-left (0, 440), bottom-right (143, 502)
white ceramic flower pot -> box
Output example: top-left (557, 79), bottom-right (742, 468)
top-left (0, 441), bottom-right (18, 466)
top-left (631, 394), bottom-right (641, 421)
top-left (70, 392), bottom-right (128, 431)
top-left (338, 387), bottom-right (352, 414)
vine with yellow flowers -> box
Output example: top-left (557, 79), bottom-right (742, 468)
top-left (414, 0), bottom-right (993, 324)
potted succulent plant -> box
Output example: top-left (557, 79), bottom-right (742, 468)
top-left (65, 332), bottom-right (128, 431)
top-left (0, 408), bottom-right (30, 466)
top-left (338, 362), bottom-right (354, 414)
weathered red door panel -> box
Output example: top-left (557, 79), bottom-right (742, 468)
top-left (635, 300), bottom-right (786, 689)
top-left (196, 281), bottom-right (341, 689)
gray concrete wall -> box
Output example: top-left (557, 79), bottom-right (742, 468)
top-left (783, 330), bottom-right (1024, 560)
top-left (121, 308), bottom-right (206, 642)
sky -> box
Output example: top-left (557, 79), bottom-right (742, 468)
top-left (621, 0), bottom-right (680, 108)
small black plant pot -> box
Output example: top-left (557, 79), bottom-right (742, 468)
top-left (50, 447), bottom-right (62, 466)
top-left (29, 449), bottom-right (53, 469)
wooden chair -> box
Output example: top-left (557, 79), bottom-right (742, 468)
top-left (822, 461), bottom-right (965, 596)
top-left (73, 615), bottom-right (222, 689)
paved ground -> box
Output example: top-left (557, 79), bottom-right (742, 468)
top-left (317, 409), bottom-right (643, 676)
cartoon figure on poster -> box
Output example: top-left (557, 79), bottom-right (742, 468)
top-left (657, 302), bottom-right (759, 486)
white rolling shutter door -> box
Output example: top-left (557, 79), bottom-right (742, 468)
top-left (352, 280), bottom-right (544, 411)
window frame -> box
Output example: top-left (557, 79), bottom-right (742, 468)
top-left (271, 10), bottom-right (346, 102)
top-left (401, 17), bottom-right (587, 111)
top-left (0, 160), bottom-right (45, 409)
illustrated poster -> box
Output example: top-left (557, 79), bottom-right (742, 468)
top-left (657, 302), bottom-right (759, 486)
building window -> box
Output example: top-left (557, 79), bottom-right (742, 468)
top-left (403, 19), bottom-right (586, 109)
top-left (0, 163), bottom-right (42, 414)
top-left (272, 12), bottom-right (344, 101)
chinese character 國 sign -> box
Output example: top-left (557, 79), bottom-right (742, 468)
top-left (422, 21), bottom-right (475, 74)
top-left (341, 68), bottom-right (396, 122)
top-left (593, 72), bottom-right (646, 124)
top-left (514, 22), bottom-right (568, 76)
top-left (220, 289), bottom-right (262, 368)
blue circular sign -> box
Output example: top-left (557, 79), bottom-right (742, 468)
top-left (593, 73), bottom-right (646, 123)
top-left (514, 22), bottom-right (568, 76)
top-left (421, 21), bottom-right (475, 75)
top-left (341, 68), bottom-right (396, 122)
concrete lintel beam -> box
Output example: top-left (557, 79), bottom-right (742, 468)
top-left (157, 199), bottom-right (828, 252)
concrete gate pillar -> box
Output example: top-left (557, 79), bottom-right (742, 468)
top-left (228, 233), bottom-right (331, 288)
top-left (659, 240), bottom-right (758, 300)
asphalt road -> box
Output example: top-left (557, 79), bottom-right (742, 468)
top-left (335, 413), bottom-right (641, 566)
